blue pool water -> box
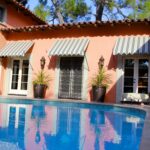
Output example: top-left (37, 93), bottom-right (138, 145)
top-left (0, 98), bottom-right (146, 150)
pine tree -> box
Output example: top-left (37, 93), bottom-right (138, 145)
top-left (34, 0), bottom-right (150, 24)
top-left (34, 4), bottom-right (50, 21)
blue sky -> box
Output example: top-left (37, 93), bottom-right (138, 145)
top-left (27, 0), bottom-right (130, 21)
top-left (28, 0), bottom-right (38, 10)
top-left (28, 0), bottom-right (93, 10)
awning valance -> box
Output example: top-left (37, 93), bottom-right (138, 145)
top-left (48, 38), bottom-right (89, 56)
top-left (0, 41), bottom-right (34, 57)
top-left (113, 36), bottom-right (150, 55)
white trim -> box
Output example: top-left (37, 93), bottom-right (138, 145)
top-left (122, 56), bottom-right (150, 93)
top-left (8, 57), bottom-right (30, 96)
top-left (117, 56), bottom-right (150, 103)
top-left (134, 59), bottom-right (138, 93)
top-left (55, 56), bottom-right (86, 100)
top-left (82, 55), bottom-right (88, 100)
top-left (27, 55), bottom-right (33, 97)
top-left (54, 57), bottom-right (60, 99)
top-left (116, 56), bottom-right (124, 103)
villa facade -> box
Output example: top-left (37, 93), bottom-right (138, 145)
top-left (0, 0), bottom-right (150, 103)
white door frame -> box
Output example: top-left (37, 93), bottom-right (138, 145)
top-left (54, 56), bottom-right (88, 100)
top-left (9, 57), bottom-right (29, 95)
top-left (122, 56), bottom-right (150, 94)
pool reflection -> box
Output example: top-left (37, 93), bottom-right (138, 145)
top-left (0, 103), bottom-right (145, 150)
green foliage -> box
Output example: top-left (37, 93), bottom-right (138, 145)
top-left (137, 1), bottom-right (150, 19)
top-left (34, 0), bottom-right (150, 23)
top-left (33, 70), bottom-right (51, 87)
top-left (37, 0), bottom-right (89, 23)
top-left (126, 0), bottom-right (150, 19)
top-left (63, 0), bottom-right (89, 21)
top-left (34, 4), bottom-right (50, 21)
top-left (92, 67), bottom-right (112, 88)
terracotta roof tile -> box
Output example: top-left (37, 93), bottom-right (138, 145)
top-left (1, 19), bottom-right (150, 33)
top-left (0, 22), bottom-right (11, 29)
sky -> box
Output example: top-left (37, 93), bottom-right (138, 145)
top-left (28, 0), bottom-right (93, 10)
top-left (28, 0), bottom-right (38, 10)
top-left (28, 0), bottom-right (96, 22)
top-left (27, 0), bottom-right (130, 22)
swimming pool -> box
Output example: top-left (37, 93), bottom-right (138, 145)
top-left (0, 98), bottom-right (146, 150)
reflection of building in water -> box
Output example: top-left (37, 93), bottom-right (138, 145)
top-left (0, 104), bottom-right (29, 150)
top-left (44, 107), bottom-right (81, 150)
top-left (88, 110), bottom-right (118, 150)
top-left (104, 112), bottom-right (144, 150)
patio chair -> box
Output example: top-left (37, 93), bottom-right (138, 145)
top-left (121, 93), bottom-right (150, 105)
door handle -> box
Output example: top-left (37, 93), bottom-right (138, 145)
top-left (133, 79), bottom-right (136, 84)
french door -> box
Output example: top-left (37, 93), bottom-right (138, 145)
top-left (58, 57), bottom-right (83, 99)
top-left (124, 58), bottom-right (149, 94)
top-left (9, 59), bottom-right (29, 95)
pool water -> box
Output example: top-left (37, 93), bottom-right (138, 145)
top-left (0, 99), bottom-right (145, 150)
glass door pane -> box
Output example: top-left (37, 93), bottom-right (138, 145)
top-left (124, 59), bottom-right (134, 93)
top-left (71, 58), bottom-right (83, 99)
top-left (21, 60), bottom-right (29, 90)
top-left (138, 59), bottom-right (148, 93)
top-left (58, 57), bottom-right (83, 100)
top-left (11, 60), bottom-right (20, 89)
top-left (59, 58), bottom-right (71, 99)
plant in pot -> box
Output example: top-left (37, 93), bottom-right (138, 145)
top-left (91, 56), bottom-right (111, 102)
top-left (33, 57), bottom-right (51, 98)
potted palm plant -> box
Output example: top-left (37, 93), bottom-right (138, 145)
top-left (92, 56), bottom-right (111, 102)
top-left (33, 70), bottom-right (51, 98)
top-left (33, 57), bottom-right (51, 98)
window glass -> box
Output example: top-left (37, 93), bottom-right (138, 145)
top-left (0, 7), bottom-right (5, 22)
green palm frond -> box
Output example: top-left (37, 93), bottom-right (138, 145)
top-left (92, 67), bottom-right (112, 88)
top-left (33, 70), bottom-right (51, 87)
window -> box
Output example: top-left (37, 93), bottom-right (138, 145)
top-left (124, 59), bottom-right (149, 94)
top-left (0, 6), bottom-right (5, 22)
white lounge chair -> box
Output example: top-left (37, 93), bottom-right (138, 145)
top-left (121, 93), bottom-right (150, 104)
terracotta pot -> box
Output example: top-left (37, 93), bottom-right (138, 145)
top-left (92, 86), bottom-right (106, 102)
top-left (33, 84), bottom-right (47, 98)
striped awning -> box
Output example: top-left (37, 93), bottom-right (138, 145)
top-left (113, 36), bottom-right (150, 55)
top-left (0, 41), bottom-right (34, 57)
top-left (48, 38), bottom-right (89, 56)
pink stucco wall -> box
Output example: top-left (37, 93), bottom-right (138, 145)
top-left (0, 0), bottom-right (42, 27)
top-left (0, 32), bottom-right (7, 95)
top-left (4, 30), bottom-right (117, 103)
top-left (0, 22), bottom-right (150, 103)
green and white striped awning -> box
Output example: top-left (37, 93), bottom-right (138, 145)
top-left (113, 36), bottom-right (150, 55)
top-left (48, 38), bottom-right (89, 56)
top-left (0, 41), bottom-right (34, 57)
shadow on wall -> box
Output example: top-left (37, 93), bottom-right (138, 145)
top-left (105, 54), bottom-right (118, 103)
top-left (45, 56), bottom-right (59, 98)
top-left (89, 78), bottom-right (118, 103)
top-left (0, 58), bottom-right (8, 95)
top-left (48, 56), bottom-right (58, 70)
